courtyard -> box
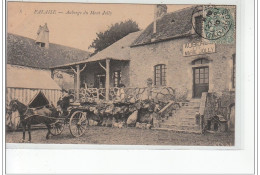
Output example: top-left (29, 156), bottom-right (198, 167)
top-left (6, 126), bottom-right (234, 146)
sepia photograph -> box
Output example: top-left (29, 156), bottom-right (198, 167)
top-left (6, 2), bottom-right (236, 146)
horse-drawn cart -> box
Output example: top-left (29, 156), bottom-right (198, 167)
top-left (50, 103), bottom-right (89, 138)
top-left (52, 86), bottom-right (178, 138)
top-left (7, 86), bottom-right (177, 141)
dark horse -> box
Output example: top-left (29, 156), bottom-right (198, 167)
top-left (8, 99), bottom-right (60, 142)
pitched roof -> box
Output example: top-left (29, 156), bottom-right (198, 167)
top-left (131, 6), bottom-right (199, 46)
top-left (51, 31), bottom-right (142, 68)
top-left (7, 33), bottom-right (90, 69)
top-left (7, 64), bottom-right (61, 90)
top-left (87, 31), bottom-right (142, 61)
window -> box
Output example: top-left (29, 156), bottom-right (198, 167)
top-left (195, 15), bottom-right (203, 36)
top-left (113, 71), bottom-right (121, 87)
top-left (40, 43), bottom-right (45, 47)
top-left (36, 42), bottom-right (45, 47)
top-left (232, 54), bottom-right (236, 88)
top-left (192, 58), bottom-right (209, 65)
top-left (154, 64), bottom-right (166, 86)
top-left (194, 67), bottom-right (209, 84)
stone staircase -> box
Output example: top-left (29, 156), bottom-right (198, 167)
top-left (153, 99), bottom-right (202, 134)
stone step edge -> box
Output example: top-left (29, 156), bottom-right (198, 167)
top-left (167, 117), bottom-right (196, 121)
top-left (160, 123), bottom-right (198, 127)
top-left (178, 107), bottom-right (200, 110)
top-left (151, 127), bottom-right (202, 134)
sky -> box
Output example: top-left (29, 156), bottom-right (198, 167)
top-left (8, 2), bottom-right (191, 52)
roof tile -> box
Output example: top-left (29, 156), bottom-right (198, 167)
top-left (131, 6), bottom-right (199, 46)
top-left (7, 33), bottom-right (91, 69)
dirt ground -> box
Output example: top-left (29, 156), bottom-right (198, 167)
top-left (6, 126), bottom-right (234, 146)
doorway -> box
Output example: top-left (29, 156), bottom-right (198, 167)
top-left (95, 74), bottom-right (105, 88)
top-left (193, 66), bottom-right (209, 98)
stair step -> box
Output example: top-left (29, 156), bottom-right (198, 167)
top-left (167, 118), bottom-right (195, 124)
top-left (189, 98), bottom-right (201, 102)
top-left (167, 119), bottom-right (195, 124)
top-left (180, 106), bottom-right (200, 110)
top-left (159, 123), bottom-right (200, 130)
top-left (169, 116), bottom-right (196, 120)
top-left (154, 99), bottom-right (203, 134)
top-left (176, 109), bottom-right (199, 113)
top-left (187, 103), bottom-right (200, 107)
top-left (176, 110), bottom-right (198, 114)
top-left (174, 113), bottom-right (197, 118)
top-left (152, 127), bottom-right (201, 134)
top-left (166, 123), bottom-right (197, 128)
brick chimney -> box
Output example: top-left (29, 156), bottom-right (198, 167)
top-left (36, 23), bottom-right (49, 48)
top-left (153, 4), bottom-right (167, 34)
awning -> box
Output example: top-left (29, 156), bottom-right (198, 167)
top-left (7, 64), bottom-right (61, 90)
top-left (50, 31), bottom-right (142, 69)
top-left (28, 91), bottom-right (50, 108)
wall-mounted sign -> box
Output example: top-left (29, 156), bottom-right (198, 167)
top-left (183, 42), bottom-right (216, 57)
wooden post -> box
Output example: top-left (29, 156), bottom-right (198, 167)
top-left (105, 59), bottom-right (110, 101)
top-left (76, 65), bottom-right (80, 101)
top-left (70, 64), bottom-right (86, 102)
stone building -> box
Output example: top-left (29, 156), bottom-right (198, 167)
top-left (53, 5), bottom-right (236, 99)
top-left (130, 5), bottom-right (236, 100)
top-left (52, 5), bottom-right (236, 132)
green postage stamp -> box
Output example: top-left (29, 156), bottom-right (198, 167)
top-left (203, 5), bottom-right (236, 44)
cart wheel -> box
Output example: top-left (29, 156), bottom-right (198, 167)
top-left (69, 111), bottom-right (87, 137)
top-left (50, 121), bottom-right (64, 136)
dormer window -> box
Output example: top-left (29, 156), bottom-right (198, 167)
top-left (192, 6), bottom-right (203, 36)
top-left (195, 15), bottom-right (203, 36)
top-left (36, 42), bottom-right (45, 48)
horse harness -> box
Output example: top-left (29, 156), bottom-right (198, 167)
top-left (21, 105), bottom-right (55, 120)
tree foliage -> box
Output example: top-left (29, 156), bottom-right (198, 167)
top-left (89, 19), bottom-right (140, 53)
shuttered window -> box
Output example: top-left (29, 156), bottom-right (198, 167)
top-left (113, 71), bottom-right (121, 87)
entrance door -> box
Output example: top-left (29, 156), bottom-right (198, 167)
top-left (95, 74), bottom-right (106, 88)
top-left (193, 66), bottom-right (209, 98)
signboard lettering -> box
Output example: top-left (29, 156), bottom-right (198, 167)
top-left (183, 42), bottom-right (216, 57)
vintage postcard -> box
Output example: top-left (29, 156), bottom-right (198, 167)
top-left (6, 2), bottom-right (236, 146)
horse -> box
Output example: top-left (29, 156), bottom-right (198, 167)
top-left (8, 99), bottom-right (60, 142)
top-left (6, 104), bottom-right (20, 131)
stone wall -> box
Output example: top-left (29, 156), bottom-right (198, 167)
top-left (129, 36), bottom-right (236, 100)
